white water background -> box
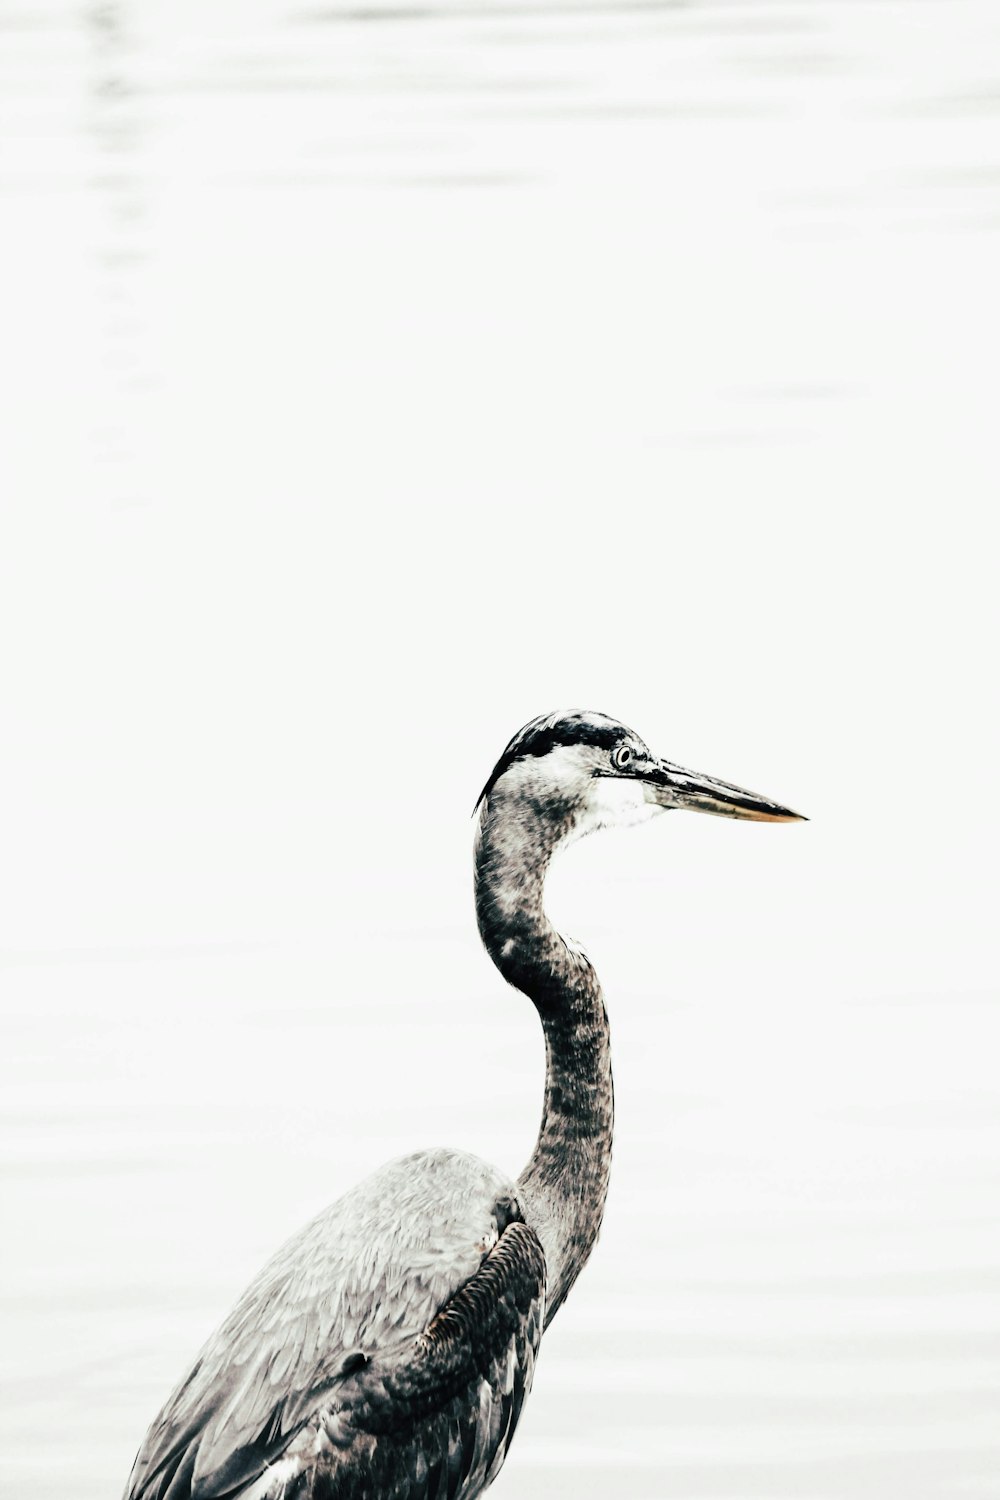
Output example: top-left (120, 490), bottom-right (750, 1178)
top-left (2, 3), bottom-right (999, 1496)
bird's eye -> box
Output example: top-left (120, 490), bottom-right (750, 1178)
top-left (612, 745), bottom-right (633, 771)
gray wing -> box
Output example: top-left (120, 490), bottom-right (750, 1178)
top-left (124, 1150), bottom-right (546, 1500)
top-left (271, 1216), bottom-right (545, 1500)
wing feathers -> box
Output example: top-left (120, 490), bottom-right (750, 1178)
top-left (125, 1152), bottom-right (543, 1500)
top-left (308, 1221), bottom-right (546, 1499)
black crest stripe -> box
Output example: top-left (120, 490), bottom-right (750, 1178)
top-left (473, 712), bottom-right (627, 813)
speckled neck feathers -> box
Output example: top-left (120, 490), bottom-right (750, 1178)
top-left (474, 785), bottom-right (613, 1325)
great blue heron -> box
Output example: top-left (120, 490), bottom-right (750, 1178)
top-left (124, 710), bottom-right (803, 1500)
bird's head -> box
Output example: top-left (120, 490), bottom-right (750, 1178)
top-left (475, 711), bottom-right (804, 843)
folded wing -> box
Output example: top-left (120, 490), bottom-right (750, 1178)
top-left (124, 1150), bottom-right (546, 1500)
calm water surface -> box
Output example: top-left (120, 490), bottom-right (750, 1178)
top-left (2, 3), bottom-right (999, 1497)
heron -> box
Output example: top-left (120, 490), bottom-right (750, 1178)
top-left (124, 710), bottom-right (803, 1500)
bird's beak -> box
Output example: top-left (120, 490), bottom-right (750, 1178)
top-left (639, 758), bottom-right (806, 823)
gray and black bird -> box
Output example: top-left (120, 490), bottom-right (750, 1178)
top-left (124, 710), bottom-right (803, 1500)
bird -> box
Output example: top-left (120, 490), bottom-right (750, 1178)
top-left (124, 710), bottom-right (803, 1500)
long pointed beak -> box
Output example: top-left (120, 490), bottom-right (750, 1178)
top-left (640, 758), bottom-right (806, 823)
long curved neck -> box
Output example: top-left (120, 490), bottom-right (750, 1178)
top-left (474, 793), bottom-right (613, 1325)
